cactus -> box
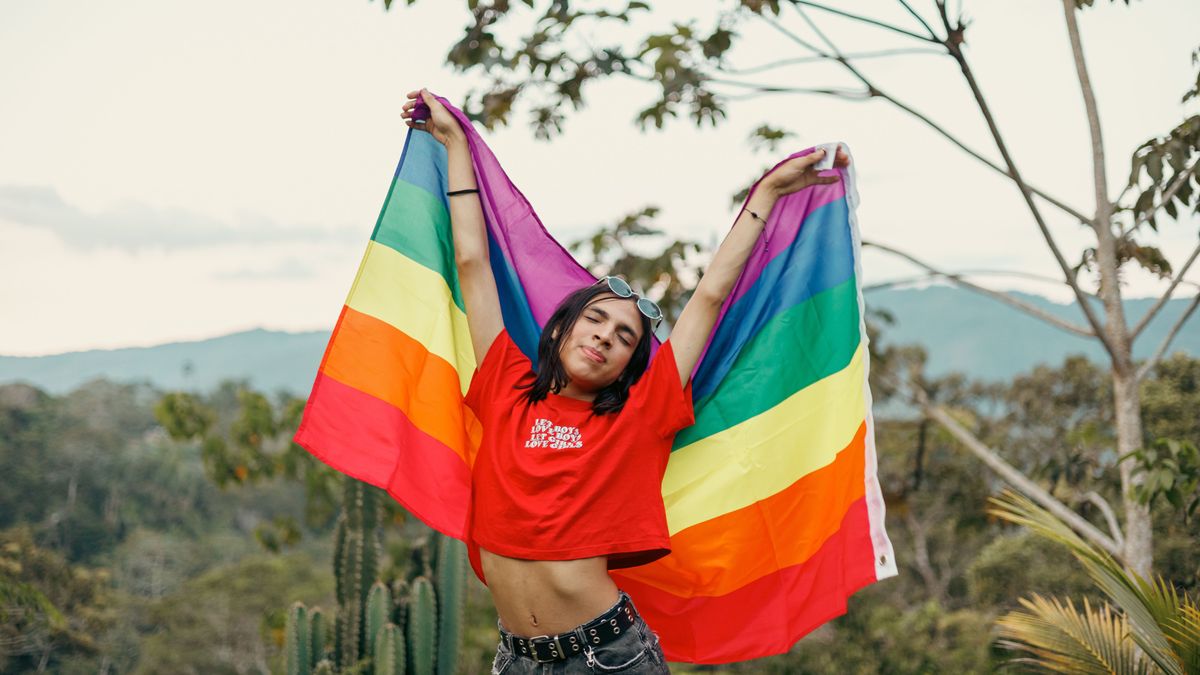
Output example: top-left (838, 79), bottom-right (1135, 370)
top-left (310, 607), bottom-right (328, 668)
top-left (373, 623), bottom-right (406, 675)
top-left (406, 577), bottom-right (437, 675)
top-left (390, 579), bottom-right (410, 632)
top-left (434, 536), bottom-right (466, 675)
top-left (286, 602), bottom-right (310, 675)
top-left (364, 582), bottom-right (391, 658)
top-left (278, 476), bottom-right (470, 675)
top-left (336, 479), bottom-right (382, 669)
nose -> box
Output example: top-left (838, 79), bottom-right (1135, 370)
top-left (592, 322), bottom-right (614, 347)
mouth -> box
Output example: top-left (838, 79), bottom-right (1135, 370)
top-left (580, 346), bottom-right (607, 364)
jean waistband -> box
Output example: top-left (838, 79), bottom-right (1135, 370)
top-left (498, 591), bottom-right (638, 663)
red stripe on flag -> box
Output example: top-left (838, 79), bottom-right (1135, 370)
top-left (294, 372), bottom-right (472, 538)
top-left (614, 498), bottom-right (879, 664)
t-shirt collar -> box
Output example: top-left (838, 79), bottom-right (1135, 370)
top-left (546, 390), bottom-right (598, 413)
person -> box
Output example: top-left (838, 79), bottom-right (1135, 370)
top-left (401, 87), bottom-right (847, 674)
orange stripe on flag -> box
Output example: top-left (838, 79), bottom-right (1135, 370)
top-left (616, 422), bottom-right (866, 598)
top-left (322, 306), bottom-right (482, 468)
top-left (614, 498), bottom-right (879, 664)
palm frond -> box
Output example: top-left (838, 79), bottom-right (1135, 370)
top-left (988, 490), bottom-right (1191, 675)
top-left (996, 593), bottom-right (1150, 675)
top-left (1163, 601), bottom-right (1200, 673)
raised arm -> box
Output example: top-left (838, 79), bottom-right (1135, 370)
top-left (668, 147), bottom-right (849, 388)
top-left (403, 89), bottom-right (503, 365)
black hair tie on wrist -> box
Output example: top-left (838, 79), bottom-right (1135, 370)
top-left (447, 188), bottom-right (479, 196)
top-left (744, 207), bottom-right (766, 224)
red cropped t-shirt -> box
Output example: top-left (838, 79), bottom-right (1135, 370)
top-left (462, 328), bottom-right (695, 585)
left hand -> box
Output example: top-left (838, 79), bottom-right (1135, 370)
top-left (760, 147), bottom-right (850, 198)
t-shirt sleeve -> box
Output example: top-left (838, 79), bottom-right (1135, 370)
top-left (627, 339), bottom-right (695, 439)
top-left (463, 328), bottom-right (531, 415)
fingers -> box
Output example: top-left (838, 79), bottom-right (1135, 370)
top-left (798, 149), bottom-right (826, 169)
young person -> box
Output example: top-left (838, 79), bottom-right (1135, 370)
top-left (402, 88), bottom-right (847, 674)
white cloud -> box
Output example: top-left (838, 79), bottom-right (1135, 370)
top-left (0, 184), bottom-right (356, 251)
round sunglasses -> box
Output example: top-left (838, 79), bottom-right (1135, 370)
top-left (593, 275), bottom-right (663, 325)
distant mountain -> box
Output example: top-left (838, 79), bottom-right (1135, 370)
top-left (866, 287), bottom-right (1198, 381)
top-left (1, 287), bottom-right (1196, 395)
top-left (0, 327), bottom-right (332, 397)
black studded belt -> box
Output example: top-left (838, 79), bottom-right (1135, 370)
top-left (502, 592), bottom-right (638, 664)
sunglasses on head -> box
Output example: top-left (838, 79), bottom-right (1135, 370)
top-left (593, 276), bottom-right (663, 327)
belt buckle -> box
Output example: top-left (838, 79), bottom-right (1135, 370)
top-left (527, 634), bottom-right (561, 664)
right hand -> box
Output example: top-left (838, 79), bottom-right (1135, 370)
top-left (402, 88), bottom-right (465, 148)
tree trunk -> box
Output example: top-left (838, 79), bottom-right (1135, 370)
top-left (1113, 369), bottom-right (1153, 577)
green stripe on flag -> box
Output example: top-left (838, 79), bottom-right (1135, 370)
top-left (674, 277), bottom-right (863, 449)
top-left (372, 179), bottom-right (465, 311)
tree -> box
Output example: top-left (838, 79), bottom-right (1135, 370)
top-left (380, 0), bottom-right (1199, 578)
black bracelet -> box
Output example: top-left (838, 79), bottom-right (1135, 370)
top-left (447, 188), bottom-right (479, 196)
top-left (743, 207), bottom-right (767, 224)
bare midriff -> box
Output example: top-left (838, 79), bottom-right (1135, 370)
top-left (480, 546), bottom-right (621, 638)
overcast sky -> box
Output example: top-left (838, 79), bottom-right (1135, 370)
top-left (1, 0), bottom-right (1197, 356)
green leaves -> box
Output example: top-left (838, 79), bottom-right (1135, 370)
top-left (1124, 115), bottom-right (1199, 232)
top-left (748, 124), bottom-right (795, 153)
top-left (434, 1), bottom-right (738, 137)
top-left (567, 205), bottom-right (702, 326)
top-left (1122, 438), bottom-right (1200, 520)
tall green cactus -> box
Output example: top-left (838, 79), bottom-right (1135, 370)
top-left (310, 607), bottom-right (328, 669)
top-left (373, 623), bottom-right (406, 675)
top-left (434, 536), bottom-right (466, 675)
top-left (364, 582), bottom-right (391, 658)
top-left (286, 602), bottom-right (310, 675)
top-left (406, 577), bottom-right (437, 675)
top-left (335, 479), bottom-right (382, 669)
top-left (281, 476), bottom-right (467, 675)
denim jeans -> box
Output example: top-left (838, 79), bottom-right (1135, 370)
top-left (490, 591), bottom-right (671, 674)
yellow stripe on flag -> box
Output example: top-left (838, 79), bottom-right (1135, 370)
top-left (346, 241), bottom-right (476, 392)
top-left (662, 348), bottom-right (866, 534)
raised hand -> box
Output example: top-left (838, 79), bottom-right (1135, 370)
top-left (760, 147), bottom-right (850, 198)
top-left (401, 88), bottom-right (466, 148)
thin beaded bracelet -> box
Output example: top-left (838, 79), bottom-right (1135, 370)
top-left (447, 188), bottom-right (479, 196)
top-left (743, 207), bottom-right (767, 224)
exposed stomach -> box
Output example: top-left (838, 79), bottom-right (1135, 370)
top-left (480, 546), bottom-right (620, 637)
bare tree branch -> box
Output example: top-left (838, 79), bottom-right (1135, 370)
top-left (864, 240), bottom-right (1096, 337)
top-left (707, 78), bottom-right (869, 98)
top-left (863, 268), bottom-right (1100, 300)
top-left (911, 386), bottom-right (1123, 558)
top-left (1131, 241), bottom-right (1200, 339)
top-left (788, 0), bottom-right (940, 43)
top-left (1062, 0), bottom-right (1112, 229)
top-left (1083, 490), bottom-right (1125, 550)
top-left (715, 47), bottom-right (943, 76)
top-left (1121, 157), bottom-right (1200, 239)
top-left (1136, 290), bottom-right (1200, 381)
top-left (713, 85), bottom-right (874, 103)
top-left (933, 3), bottom-right (1115, 356)
top-left (903, 510), bottom-right (948, 602)
top-left (896, 0), bottom-right (938, 39)
top-left (757, 13), bottom-right (1093, 225)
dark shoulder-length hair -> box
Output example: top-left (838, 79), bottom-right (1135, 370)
top-left (515, 283), bottom-right (653, 415)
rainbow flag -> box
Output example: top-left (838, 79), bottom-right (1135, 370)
top-left (293, 94), bottom-right (896, 664)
